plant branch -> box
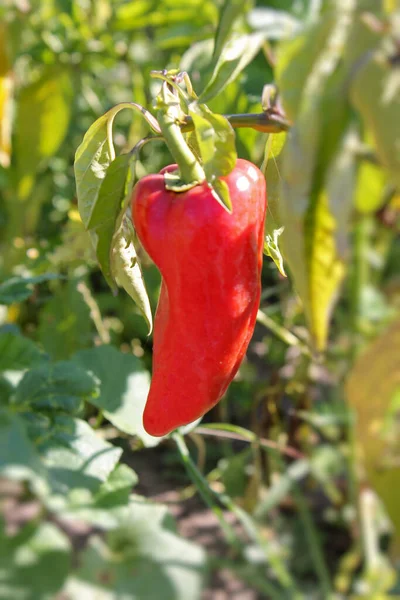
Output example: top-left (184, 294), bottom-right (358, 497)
top-left (180, 111), bottom-right (291, 134)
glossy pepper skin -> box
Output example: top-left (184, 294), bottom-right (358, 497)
top-left (132, 159), bottom-right (267, 437)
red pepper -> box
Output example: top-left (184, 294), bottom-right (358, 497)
top-left (132, 159), bottom-right (267, 436)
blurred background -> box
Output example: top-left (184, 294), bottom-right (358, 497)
top-left (0, 0), bottom-right (399, 598)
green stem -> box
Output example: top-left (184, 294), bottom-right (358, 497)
top-left (172, 432), bottom-right (241, 551)
top-left (172, 431), bottom-right (298, 594)
top-left (156, 83), bottom-right (205, 184)
top-left (257, 309), bottom-right (310, 357)
top-left (181, 112), bottom-right (290, 134)
top-left (292, 484), bottom-right (333, 597)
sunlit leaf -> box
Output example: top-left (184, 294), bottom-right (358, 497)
top-left (0, 522), bottom-right (71, 600)
top-left (74, 108), bottom-right (117, 229)
top-left (212, 0), bottom-right (253, 64)
top-left (73, 345), bottom-right (158, 448)
top-left (351, 53), bottom-right (400, 191)
top-left (355, 159), bottom-right (387, 214)
top-left (200, 32), bottom-right (265, 103)
top-left (88, 152), bottom-right (135, 289)
top-left (111, 217), bottom-right (153, 334)
top-left (276, 2), bottom-right (357, 349)
top-left (14, 67), bottom-right (74, 199)
top-left (189, 107), bottom-right (236, 178)
top-left (248, 7), bottom-right (301, 40)
top-left (264, 227), bottom-right (286, 277)
top-left (66, 497), bottom-right (206, 600)
top-left (347, 318), bottom-right (400, 556)
top-left (0, 22), bottom-right (13, 168)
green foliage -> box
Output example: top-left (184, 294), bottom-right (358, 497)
top-left (0, 0), bottom-right (399, 598)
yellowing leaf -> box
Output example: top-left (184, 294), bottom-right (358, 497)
top-left (14, 68), bottom-right (74, 199)
top-left (347, 318), bottom-right (400, 556)
top-left (0, 22), bottom-right (13, 168)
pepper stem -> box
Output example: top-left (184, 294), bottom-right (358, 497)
top-left (156, 82), bottom-right (205, 185)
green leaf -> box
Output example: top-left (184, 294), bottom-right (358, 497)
top-left (264, 227), bottom-right (286, 277)
top-left (276, 2), bottom-right (357, 350)
top-left (37, 278), bottom-right (92, 360)
top-left (0, 411), bottom-right (47, 487)
top-left (0, 21), bottom-right (12, 169)
top-left (88, 152), bottom-right (135, 289)
top-left (211, 0), bottom-right (254, 64)
top-left (248, 7), bottom-right (301, 40)
top-left (350, 54), bottom-right (400, 191)
top-left (65, 498), bottom-right (206, 600)
top-left (210, 178), bottom-right (232, 212)
top-left (42, 418), bottom-right (122, 496)
top-left (0, 274), bottom-right (61, 305)
top-left (111, 217), bottom-right (153, 334)
top-left (14, 67), bottom-right (73, 200)
top-left (13, 360), bottom-right (99, 414)
top-left (73, 345), bottom-right (158, 448)
top-left (0, 332), bottom-right (46, 372)
top-left (94, 464), bottom-right (138, 509)
top-left (199, 32), bottom-right (265, 103)
top-left (0, 521), bottom-right (71, 600)
top-left (275, 15), bottom-right (336, 121)
top-left (355, 159), bottom-right (387, 214)
top-left (263, 132), bottom-right (287, 258)
top-left (255, 459), bottom-right (310, 518)
top-left (190, 108), bottom-right (236, 179)
top-left (347, 318), bottom-right (400, 556)
top-left (280, 132), bottom-right (355, 350)
top-left (74, 104), bottom-right (129, 229)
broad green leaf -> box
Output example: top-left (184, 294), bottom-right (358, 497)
top-left (0, 22), bottom-right (12, 168)
top-left (14, 67), bottom-right (73, 199)
top-left (65, 498), bottom-right (206, 600)
top-left (275, 14), bottom-right (336, 121)
top-left (347, 318), bottom-right (400, 556)
top-left (276, 1), bottom-right (357, 349)
top-left (73, 345), bottom-right (158, 448)
top-left (111, 218), bottom-right (153, 334)
top-left (37, 278), bottom-right (92, 360)
top-left (74, 107), bottom-right (117, 229)
top-left (192, 109), bottom-right (236, 178)
top-left (211, 0), bottom-right (253, 64)
top-left (0, 521), bottom-right (71, 600)
top-left (350, 54), bottom-right (400, 191)
top-left (0, 273), bottom-right (61, 305)
top-left (199, 32), bottom-right (265, 104)
top-left (113, 0), bottom-right (217, 31)
top-left (41, 418), bottom-right (122, 496)
top-left (94, 464), bottom-right (138, 508)
top-left (13, 360), bottom-right (99, 414)
top-left (87, 154), bottom-right (133, 231)
top-left (0, 332), bottom-right (46, 372)
top-left (0, 411), bottom-right (47, 487)
top-left (90, 152), bottom-right (135, 289)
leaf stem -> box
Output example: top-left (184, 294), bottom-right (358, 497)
top-left (181, 112), bottom-right (290, 134)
